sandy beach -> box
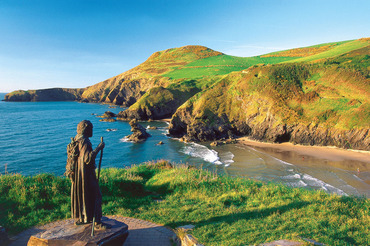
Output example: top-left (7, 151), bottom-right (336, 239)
top-left (238, 137), bottom-right (370, 165)
top-left (159, 118), bottom-right (172, 123)
top-left (238, 137), bottom-right (370, 171)
top-left (236, 136), bottom-right (370, 190)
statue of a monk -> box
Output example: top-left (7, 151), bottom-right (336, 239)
top-left (68, 120), bottom-right (107, 230)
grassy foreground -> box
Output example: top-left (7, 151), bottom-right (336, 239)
top-left (1, 161), bottom-right (369, 245)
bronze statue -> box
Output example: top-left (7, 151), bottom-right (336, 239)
top-left (66, 120), bottom-right (108, 230)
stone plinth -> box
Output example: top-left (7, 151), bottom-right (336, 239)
top-left (27, 217), bottom-right (128, 246)
top-left (0, 225), bottom-right (9, 245)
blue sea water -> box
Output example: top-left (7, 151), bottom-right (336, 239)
top-left (1, 93), bottom-right (369, 197)
top-left (0, 93), bottom-right (220, 176)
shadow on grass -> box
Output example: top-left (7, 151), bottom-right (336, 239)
top-left (168, 200), bottom-right (311, 228)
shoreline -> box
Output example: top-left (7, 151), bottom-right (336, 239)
top-left (237, 137), bottom-right (370, 171)
top-left (159, 118), bottom-right (171, 123)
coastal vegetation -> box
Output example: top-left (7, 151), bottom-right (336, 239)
top-left (1, 161), bottom-right (369, 245)
top-left (4, 38), bottom-right (370, 150)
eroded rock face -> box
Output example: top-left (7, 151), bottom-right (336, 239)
top-left (117, 87), bottom-right (201, 121)
top-left (104, 80), bottom-right (146, 106)
top-left (125, 119), bottom-right (151, 143)
top-left (168, 108), bottom-right (370, 151)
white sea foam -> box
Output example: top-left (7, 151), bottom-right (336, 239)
top-left (282, 174), bottom-right (301, 180)
top-left (280, 172), bottom-right (348, 196)
top-left (119, 137), bottom-right (130, 142)
top-left (286, 180), bottom-right (307, 188)
top-left (181, 142), bottom-right (222, 165)
top-left (289, 173), bottom-right (348, 196)
top-left (221, 151), bottom-right (235, 167)
top-left (271, 156), bottom-right (294, 166)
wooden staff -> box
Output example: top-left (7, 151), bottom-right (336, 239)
top-left (91, 137), bottom-right (103, 237)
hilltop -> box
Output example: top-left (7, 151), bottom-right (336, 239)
top-left (4, 38), bottom-right (370, 150)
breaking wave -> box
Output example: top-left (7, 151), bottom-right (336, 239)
top-left (281, 173), bottom-right (347, 196)
top-left (181, 142), bottom-right (223, 165)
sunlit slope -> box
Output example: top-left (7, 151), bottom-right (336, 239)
top-left (164, 55), bottom-right (296, 79)
top-left (164, 38), bottom-right (370, 80)
top-left (284, 38), bottom-right (370, 62)
top-left (81, 45), bottom-right (223, 104)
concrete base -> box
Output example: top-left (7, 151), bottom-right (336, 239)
top-left (27, 217), bottom-right (128, 246)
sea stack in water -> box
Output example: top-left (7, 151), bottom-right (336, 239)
top-left (126, 119), bottom-right (151, 143)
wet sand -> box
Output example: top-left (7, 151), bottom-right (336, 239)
top-left (238, 137), bottom-right (370, 172)
top-left (215, 137), bottom-right (370, 197)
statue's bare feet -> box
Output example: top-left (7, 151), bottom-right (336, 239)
top-left (94, 222), bottom-right (112, 231)
top-left (75, 220), bottom-right (87, 225)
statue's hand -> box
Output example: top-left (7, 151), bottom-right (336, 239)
top-left (98, 141), bottom-right (105, 150)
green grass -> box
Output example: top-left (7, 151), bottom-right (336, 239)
top-left (164, 54), bottom-right (297, 79)
top-left (163, 39), bottom-right (369, 80)
top-left (263, 40), bottom-right (352, 57)
top-left (1, 161), bottom-right (369, 245)
top-left (286, 39), bottom-right (370, 62)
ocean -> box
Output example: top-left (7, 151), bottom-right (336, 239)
top-left (1, 93), bottom-right (369, 197)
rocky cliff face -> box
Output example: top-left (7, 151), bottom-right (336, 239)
top-left (4, 88), bottom-right (84, 102)
top-left (117, 86), bottom-right (201, 121)
top-left (168, 63), bottom-right (370, 151)
top-left (169, 106), bottom-right (370, 150)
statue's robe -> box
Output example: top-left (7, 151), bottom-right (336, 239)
top-left (71, 135), bottom-right (102, 223)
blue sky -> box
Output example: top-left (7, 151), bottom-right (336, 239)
top-left (0, 0), bottom-right (369, 92)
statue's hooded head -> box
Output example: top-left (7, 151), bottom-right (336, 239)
top-left (77, 120), bottom-right (93, 137)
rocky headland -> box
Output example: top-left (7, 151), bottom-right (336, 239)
top-left (4, 88), bottom-right (84, 102)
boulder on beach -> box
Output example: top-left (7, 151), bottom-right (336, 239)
top-left (126, 119), bottom-right (151, 143)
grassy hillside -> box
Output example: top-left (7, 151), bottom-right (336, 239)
top-left (164, 54), bottom-right (297, 79)
top-left (163, 38), bottom-right (369, 80)
top-left (286, 38), bottom-right (370, 62)
top-left (81, 45), bottom-right (223, 104)
top-left (262, 40), bottom-right (352, 58)
top-left (1, 162), bottom-right (369, 245)
top-left (80, 38), bottom-right (369, 105)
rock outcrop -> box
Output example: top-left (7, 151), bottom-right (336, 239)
top-left (98, 111), bottom-right (117, 122)
top-left (117, 86), bottom-right (200, 121)
top-left (125, 119), bottom-right (151, 142)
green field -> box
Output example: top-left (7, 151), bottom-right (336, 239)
top-left (163, 38), bottom-right (370, 80)
top-left (1, 162), bottom-right (369, 245)
top-left (164, 55), bottom-right (297, 79)
top-left (286, 39), bottom-right (370, 62)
